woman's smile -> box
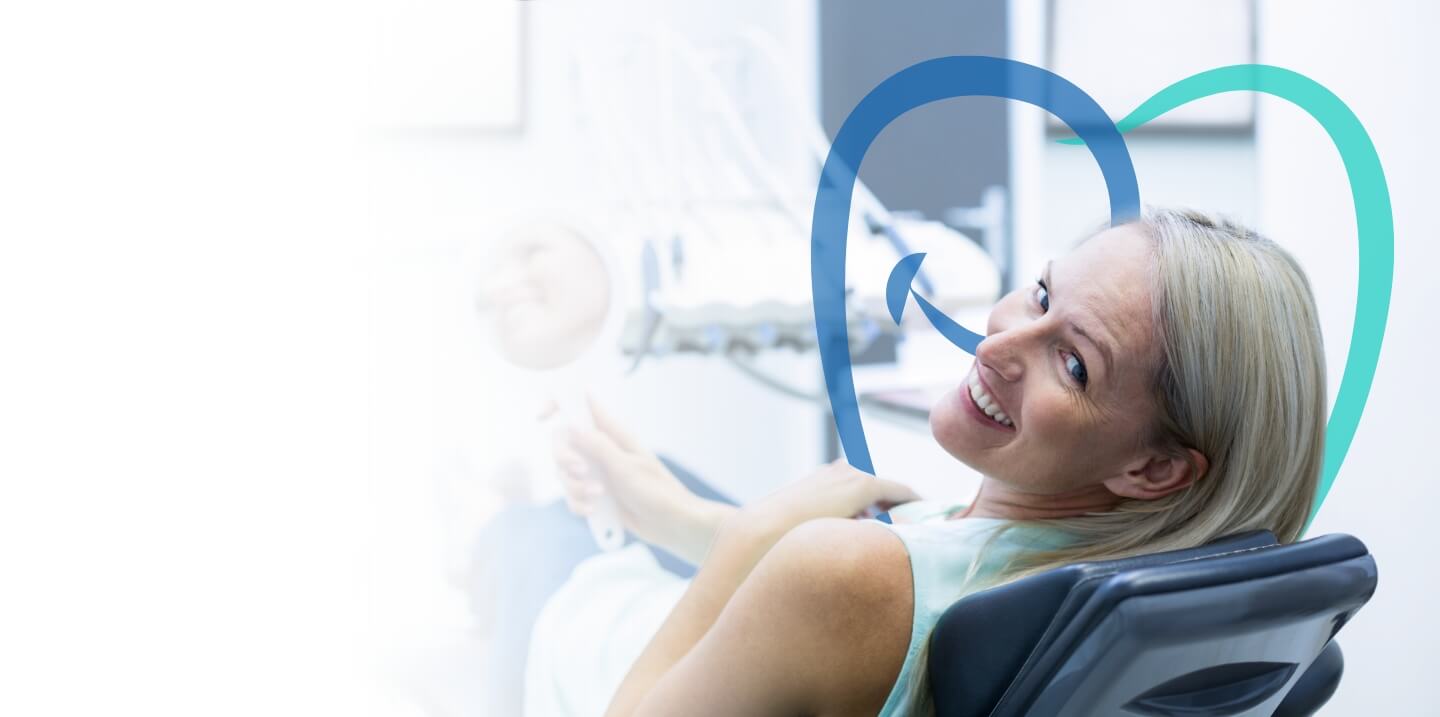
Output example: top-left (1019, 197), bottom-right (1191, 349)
top-left (958, 368), bottom-right (1016, 431)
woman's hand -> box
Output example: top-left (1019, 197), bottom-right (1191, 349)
top-left (554, 396), bottom-right (735, 565)
top-left (731, 459), bottom-right (922, 549)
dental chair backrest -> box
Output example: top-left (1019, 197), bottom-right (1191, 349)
top-left (928, 530), bottom-right (1378, 717)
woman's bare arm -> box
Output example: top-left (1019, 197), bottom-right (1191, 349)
top-left (605, 518), bottom-right (914, 717)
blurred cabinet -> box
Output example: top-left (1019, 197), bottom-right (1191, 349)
top-left (819, 0), bottom-right (1010, 221)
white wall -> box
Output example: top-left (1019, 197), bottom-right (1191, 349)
top-left (1036, 134), bottom-right (1258, 271)
top-left (1256, 1), bottom-right (1440, 712)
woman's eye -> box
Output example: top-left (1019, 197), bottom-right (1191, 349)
top-left (1035, 280), bottom-right (1050, 312)
top-left (1065, 353), bottom-right (1088, 388)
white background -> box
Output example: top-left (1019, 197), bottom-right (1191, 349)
top-left (0, 2), bottom-right (375, 714)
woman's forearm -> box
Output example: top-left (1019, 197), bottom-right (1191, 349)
top-left (604, 512), bottom-right (784, 717)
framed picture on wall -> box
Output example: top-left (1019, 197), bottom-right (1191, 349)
top-left (1046, 0), bottom-right (1255, 133)
top-left (371, 0), bottom-right (525, 134)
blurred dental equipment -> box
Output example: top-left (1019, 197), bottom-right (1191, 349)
top-left (559, 26), bottom-right (1001, 383)
top-left (544, 397), bottom-right (626, 551)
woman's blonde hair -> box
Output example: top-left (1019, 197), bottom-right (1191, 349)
top-left (904, 206), bottom-right (1327, 714)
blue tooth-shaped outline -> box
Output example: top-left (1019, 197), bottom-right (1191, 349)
top-left (886, 252), bottom-right (986, 355)
top-left (811, 57), bottom-right (1141, 500)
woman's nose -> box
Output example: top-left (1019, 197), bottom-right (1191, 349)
top-left (975, 326), bottom-right (1028, 383)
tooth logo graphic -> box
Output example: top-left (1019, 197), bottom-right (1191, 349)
top-left (812, 58), bottom-right (1391, 528)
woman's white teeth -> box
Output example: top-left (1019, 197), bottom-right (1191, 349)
top-left (968, 377), bottom-right (1014, 427)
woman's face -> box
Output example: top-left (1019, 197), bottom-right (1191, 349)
top-left (476, 223), bottom-right (612, 370)
top-left (929, 225), bottom-right (1167, 496)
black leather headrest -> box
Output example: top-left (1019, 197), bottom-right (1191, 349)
top-left (928, 529), bottom-right (1278, 717)
top-left (995, 533), bottom-right (1372, 716)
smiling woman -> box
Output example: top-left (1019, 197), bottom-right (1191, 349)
top-left (526, 206), bottom-right (1327, 717)
top-left (901, 208), bottom-right (1328, 714)
top-left (930, 224), bottom-right (1193, 511)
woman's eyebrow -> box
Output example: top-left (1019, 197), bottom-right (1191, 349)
top-left (1044, 261), bottom-right (1116, 377)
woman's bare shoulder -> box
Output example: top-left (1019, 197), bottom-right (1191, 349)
top-left (772, 517), bottom-right (913, 593)
top-left (632, 519), bottom-right (915, 716)
top-left (754, 518), bottom-right (915, 712)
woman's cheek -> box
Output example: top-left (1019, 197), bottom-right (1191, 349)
top-left (1021, 393), bottom-right (1072, 443)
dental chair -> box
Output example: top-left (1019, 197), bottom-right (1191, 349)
top-left (928, 530), bottom-right (1377, 716)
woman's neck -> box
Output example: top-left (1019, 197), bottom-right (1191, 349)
top-left (955, 478), bottom-right (1122, 520)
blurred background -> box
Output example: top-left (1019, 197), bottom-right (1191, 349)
top-left (0, 0), bottom-right (1436, 715)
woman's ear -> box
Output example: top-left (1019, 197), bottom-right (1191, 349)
top-left (1103, 448), bottom-right (1209, 501)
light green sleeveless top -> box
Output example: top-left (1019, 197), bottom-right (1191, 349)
top-left (872, 500), bottom-right (1079, 717)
